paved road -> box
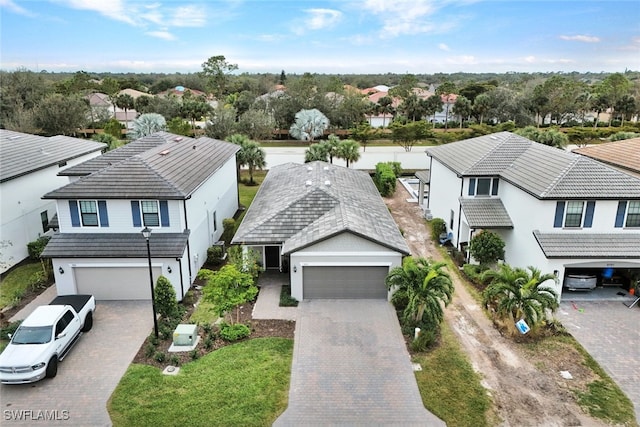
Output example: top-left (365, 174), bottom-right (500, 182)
top-left (557, 301), bottom-right (640, 421)
top-left (0, 301), bottom-right (152, 426)
top-left (274, 299), bottom-right (445, 426)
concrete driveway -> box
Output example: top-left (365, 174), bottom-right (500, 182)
top-left (274, 300), bottom-right (445, 426)
top-left (0, 301), bottom-right (152, 426)
top-left (557, 301), bottom-right (640, 422)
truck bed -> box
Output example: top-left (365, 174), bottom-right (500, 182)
top-left (49, 295), bottom-right (93, 313)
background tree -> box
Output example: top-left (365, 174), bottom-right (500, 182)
top-left (389, 120), bottom-right (431, 152)
top-left (115, 93), bottom-right (135, 128)
top-left (128, 113), bottom-right (166, 139)
top-left (515, 126), bottom-right (568, 148)
top-left (435, 81), bottom-right (457, 130)
top-left (388, 73), bottom-right (418, 101)
top-left (289, 108), bottom-right (329, 142)
top-left (230, 134), bottom-right (266, 185)
top-left (103, 118), bottom-right (124, 139)
top-left (205, 105), bottom-right (237, 140)
top-left (469, 230), bottom-right (505, 267)
top-left (324, 133), bottom-right (340, 163)
top-left (377, 96), bottom-right (395, 127)
top-left (181, 98), bottom-right (212, 129)
top-left (167, 117), bottom-right (192, 136)
top-left (33, 94), bottom-right (89, 135)
top-left (199, 265), bottom-right (257, 324)
top-left (473, 93), bottom-right (491, 124)
top-left (236, 108), bottom-right (276, 140)
top-left (336, 139), bottom-right (361, 167)
top-left (598, 73), bottom-right (631, 126)
top-left (350, 121), bottom-right (377, 152)
top-left (100, 77), bottom-right (121, 115)
top-left (0, 68), bottom-right (49, 128)
top-left (424, 95), bottom-right (443, 123)
top-left (200, 55), bottom-right (238, 99)
top-left (451, 95), bottom-right (472, 128)
top-left (304, 143), bottom-right (329, 162)
top-left (91, 132), bottom-right (120, 151)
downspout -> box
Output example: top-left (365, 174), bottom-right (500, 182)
top-left (456, 176), bottom-right (464, 248)
top-left (183, 199), bottom-right (192, 281)
top-left (178, 257), bottom-right (185, 299)
top-left (467, 229), bottom-right (475, 263)
top-left (426, 156), bottom-right (433, 209)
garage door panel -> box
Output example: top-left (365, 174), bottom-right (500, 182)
top-left (74, 267), bottom-right (161, 300)
top-left (303, 266), bottom-right (388, 299)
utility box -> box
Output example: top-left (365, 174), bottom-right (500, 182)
top-left (173, 324), bottom-right (198, 346)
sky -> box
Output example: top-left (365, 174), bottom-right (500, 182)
top-left (1, 0), bottom-right (639, 75)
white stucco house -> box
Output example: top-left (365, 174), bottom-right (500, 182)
top-left (41, 132), bottom-right (240, 301)
top-left (424, 132), bottom-right (640, 299)
top-left (0, 130), bottom-right (106, 273)
top-left (232, 161), bottom-right (409, 301)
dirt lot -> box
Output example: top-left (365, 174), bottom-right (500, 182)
top-left (386, 184), bottom-right (607, 427)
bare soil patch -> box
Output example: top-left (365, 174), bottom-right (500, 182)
top-left (385, 183), bottom-right (607, 427)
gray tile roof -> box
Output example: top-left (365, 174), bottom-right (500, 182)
top-left (460, 198), bottom-right (513, 228)
top-left (58, 132), bottom-right (186, 176)
top-left (532, 230), bottom-right (640, 258)
top-left (425, 132), bottom-right (640, 200)
top-left (0, 130), bottom-right (106, 183)
top-left (43, 133), bottom-right (239, 200)
top-left (41, 231), bottom-right (189, 258)
top-left (232, 161), bottom-right (410, 255)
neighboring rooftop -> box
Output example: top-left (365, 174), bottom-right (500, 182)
top-left (44, 133), bottom-right (239, 200)
top-left (425, 132), bottom-right (640, 200)
top-left (572, 138), bottom-right (640, 178)
top-left (459, 198), bottom-right (513, 228)
top-left (533, 231), bottom-right (640, 259)
top-left (0, 130), bottom-right (106, 183)
top-left (232, 161), bottom-right (410, 255)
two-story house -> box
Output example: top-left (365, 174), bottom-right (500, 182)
top-left (41, 132), bottom-right (239, 301)
top-left (424, 132), bottom-right (640, 298)
top-left (0, 130), bottom-right (106, 273)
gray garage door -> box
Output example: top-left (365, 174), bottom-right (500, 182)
top-left (303, 266), bottom-right (389, 299)
top-left (74, 267), bottom-right (161, 300)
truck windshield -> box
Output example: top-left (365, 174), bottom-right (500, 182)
top-left (11, 326), bottom-right (53, 344)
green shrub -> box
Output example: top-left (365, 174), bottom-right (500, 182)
top-left (144, 342), bottom-right (156, 358)
top-left (202, 323), bottom-right (213, 336)
top-left (27, 236), bottom-right (50, 260)
top-left (430, 218), bottom-right (447, 241)
top-left (190, 349), bottom-right (199, 360)
top-left (153, 351), bottom-right (166, 363)
top-left (279, 285), bottom-right (298, 307)
top-left (221, 218), bottom-right (236, 244)
top-left (462, 264), bottom-right (490, 286)
top-left (104, 118), bottom-right (124, 139)
top-left (154, 276), bottom-right (183, 323)
top-left (228, 245), bottom-right (263, 280)
top-left (169, 354), bottom-right (181, 366)
top-left (387, 161), bottom-right (402, 177)
top-left (469, 230), bottom-right (505, 266)
top-left (203, 336), bottom-right (213, 349)
top-left (411, 328), bottom-right (439, 352)
top-left (609, 131), bottom-right (640, 141)
top-left (207, 245), bottom-right (224, 266)
top-left (0, 320), bottom-right (22, 340)
top-left (219, 322), bottom-right (251, 341)
top-left (374, 162), bottom-right (397, 197)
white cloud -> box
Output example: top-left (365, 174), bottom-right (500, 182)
top-left (146, 30), bottom-right (176, 41)
top-left (438, 43), bottom-right (450, 51)
top-left (303, 8), bottom-right (343, 30)
top-left (0, 0), bottom-right (36, 16)
top-left (362, 0), bottom-right (446, 37)
top-left (169, 5), bottom-right (207, 27)
top-left (559, 34), bottom-right (600, 43)
top-left (54, 0), bottom-right (136, 25)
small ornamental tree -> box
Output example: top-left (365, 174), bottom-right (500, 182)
top-left (228, 245), bottom-right (263, 280)
top-left (154, 276), bottom-right (183, 325)
top-left (469, 230), bottom-right (505, 267)
top-left (201, 265), bottom-right (257, 324)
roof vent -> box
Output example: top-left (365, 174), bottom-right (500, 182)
top-left (324, 180), bottom-right (331, 186)
top-left (174, 137), bottom-right (183, 142)
top-left (307, 166), bottom-right (313, 172)
top-left (159, 149), bottom-right (170, 156)
top-left (193, 145), bottom-right (197, 149)
top-left (490, 136), bottom-right (497, 140)
top-left (323, 166), bottom-right (329, 171)
top-left (305, 180), bottom-right (312, 186)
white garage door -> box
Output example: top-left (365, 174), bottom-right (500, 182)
top-left (74, 267), bottom-right (161, 300)
top-left (303, 266), bottom-right (389, 299)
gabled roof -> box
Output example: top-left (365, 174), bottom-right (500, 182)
top-left (0, 130), bottom-right (106, 183)
top-left (573, 138), bottom-right (640, 176)
top-left (425, 132), bottom-right (640, 200)
top-left (41, 231), bottom-right (189, 258)
top-left (43, 133), bottom-right (239, 200)
top-left (59, 132), bottom-right (185, 176)
top-left (232, 162), bottom-right (409, 255)
top-left (460, 198), bottom-right (513, 228)
top-left (533, 230), bottom-right (640, 258)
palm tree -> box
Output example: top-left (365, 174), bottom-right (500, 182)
top-left (385, 257), bottom-right (454, 329)
top-left (115, 93), bottom-right (135, 129)
top-left (325, 134), bottom-right (340, 164)
top-left (336, 139), bottom-right (360, 167)
top-left (228, 134), bottom-right (266, 185)
top-left (129, 113), bottom-right (166, 139)
top-left (304, 143), bottom-right (329, 162)
top-left (289, 108), bottom-right (329, 142)
top-left (481, 264), bottom-right (558, 328)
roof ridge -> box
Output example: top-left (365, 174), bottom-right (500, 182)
top-left (138, 156), bottom-right (187, 197)
top-left (539, 153), bottom-right (580, 197)
top-left (466, 132), bottom-right (512, 173)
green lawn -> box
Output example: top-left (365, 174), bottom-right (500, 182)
top-left (238, 169), bottom-right (265, 208)
top-left (414, 322), bottom-right (493, 427)
top-left (109, 337), bottom-right (293, 427)
top-left (0, 262), bottom-right (43, 310)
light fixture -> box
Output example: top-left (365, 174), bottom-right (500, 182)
top-left (141, 227), bottom-right (159, 338)
top-left (293, 265), bottom-right (297, 273)
top-left (58, 267), bottom-right (64, 274)
top-left (167, 266), bottom-right (172, 274)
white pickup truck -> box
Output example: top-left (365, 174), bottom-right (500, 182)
top-left (0, 295), bottom-right (95, 384)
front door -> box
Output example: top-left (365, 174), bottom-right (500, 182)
top-left (265, 246), bottom-right (280, 270)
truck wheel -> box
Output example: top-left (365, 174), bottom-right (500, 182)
top-left (82, 312), bottom-right (93, 332)
top-left (46, 356), bottom-right (58, 379)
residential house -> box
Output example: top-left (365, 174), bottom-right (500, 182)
top-left (41, 132), bottom-right (240, 301)
top-left (232, 161), bottom-right (409, 301)
top-left (573, 138), bottom-right (640, 178)
top-left (424, 132), bottom-right (640, 298)
top-left (0, 130), bottom-right (106, 273)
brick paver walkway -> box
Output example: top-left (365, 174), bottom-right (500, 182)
top-left (274, 299), bottom-right (445, 426)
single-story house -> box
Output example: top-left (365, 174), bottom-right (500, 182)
top-left (232, 161), bottom-right (410, 301)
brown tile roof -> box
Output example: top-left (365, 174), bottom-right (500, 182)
top-left (573, 138), bottom-right (640, 176)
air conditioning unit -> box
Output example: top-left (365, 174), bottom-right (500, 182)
top-left (173, 324), bottom-right (198, 346)
top-left (423, 208), bottom-right (433, 220)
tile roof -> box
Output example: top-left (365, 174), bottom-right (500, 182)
top-left (59, 132), bottom-right (187, 176)
top-left (533, 230), bottom-right (640, 258)
top-left (44, 133), bottom-right (239, 200)
top-left (232, 162), bottom-right (410, 255)
top-left (41, 231), bottom-right (189, 258)
top-left (460, 198), bottom-right (513, 228)
top-left (0, 130), bottom-right (106, 183)
top-left (573, 138), bottom-right (640, 176)
top-left (425, 132), bottom-right (640, 199)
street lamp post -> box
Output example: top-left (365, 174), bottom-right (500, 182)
top-left (141, 227), bottom-right (159, 338)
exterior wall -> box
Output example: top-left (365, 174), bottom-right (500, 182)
top-left (0, 151), bottom-right (103, 272)
top-left (185, 157), bottom-right (238, 280)
top-left (52, 254), bottom-right (188, 301)
top-left (288, 232), bottom-right (403, 301)
top-left (426, 158), bottom-right (462, 244)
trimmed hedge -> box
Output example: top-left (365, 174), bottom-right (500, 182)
top-left (374, 162), bottom-right (397, 197)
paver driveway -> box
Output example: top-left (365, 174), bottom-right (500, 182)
top-left (0, 301), bottom-right (152, 426)
top-left (274, 299), bottom-right (445, 426)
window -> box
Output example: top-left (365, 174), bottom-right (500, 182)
top-left (554, 201), bottom-right (595, 228)
top-left (564, 201), bottom-right (584, 228)
top-left (468, 177), bottom-right (499, 197)
top-left (141, 201), bottom-right (160, 227)
top-left (625, 201), bottom-right (640, 227)
top-left (55, 311), bottom-right (75, 336)
top-left (79, 201), bottom-right (98, 226)
top-left (41, 211), bottom-right (49, 233)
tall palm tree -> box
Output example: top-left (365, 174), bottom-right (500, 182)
top-left (228, 134), bottom-right (266, 185)
top-left (481, 264), bottom-right (558, 327)
top-left (336, 139), bottom-right (360, 168)
top-left (325, 134), bottom-right (340, 164)
top-left (385, 257), bottom-right (454, 329)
